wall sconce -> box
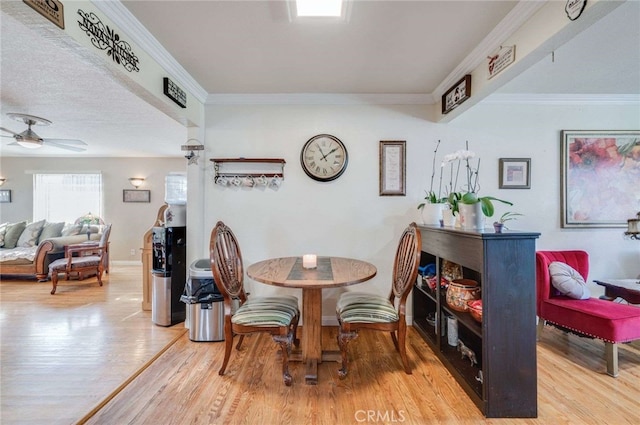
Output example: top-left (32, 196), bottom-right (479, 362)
top-left (625, 212), bottom-right (640, 240)
top-left (128, 177), bottom-right (145, 188)
top-left (0, 178), bottom-right (5, 186)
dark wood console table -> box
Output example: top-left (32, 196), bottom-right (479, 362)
top-left (594, 279), bottom-right (640, 304)
top-left (413, 225), bottom-right (540, 418)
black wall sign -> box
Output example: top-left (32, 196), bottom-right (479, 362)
top-left (77, 9), bottom-right (140, 73)
top-left (163, 77), bottom-right (187, 108)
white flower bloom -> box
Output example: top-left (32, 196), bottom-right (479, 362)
top-left (459, 150), bottom-right (476, 160)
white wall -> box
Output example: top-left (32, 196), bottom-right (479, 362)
top-left (200, 101), bottom-right (640, 325)
top-left (0, 157), bottom-right (185, 262)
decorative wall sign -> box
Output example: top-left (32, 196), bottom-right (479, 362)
top-left (123, 189), bottom-right (150, 203)
top-left (442, 75), bottom-right (471, 115)
top-left (0, 189), bottom-right (11, 203)
top-left (77, 9), bottom-right (140, 73)
top-left (24, 0), bottom-right (65, 29)
top-left (379, 141), bottom-right (406, 196)
top-left (565, 0), bottom-right (587, 21)
top-left (163, 77), bottom-right (187, 108)
top-left (561, 130), bottom-right (640, 228)
top-left (488, 46), bottom-right (516, 80)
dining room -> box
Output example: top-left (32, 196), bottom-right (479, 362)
top-left (2, 262), bottom-right (639, 424)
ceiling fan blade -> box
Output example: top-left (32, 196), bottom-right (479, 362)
top-left (0, 127), bottom-right (19, 136)
top-left (43, 140), bottom-right (86, 152)
top-left (42, 138), bottom-right (87, 146)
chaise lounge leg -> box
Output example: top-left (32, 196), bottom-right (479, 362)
top-left (605, 342), bottom-right (619, 377)
top-left (536, 319), bottom-right (545, 341)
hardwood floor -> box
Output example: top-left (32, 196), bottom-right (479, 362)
top-left (2, 265), bottom-right (639, 424)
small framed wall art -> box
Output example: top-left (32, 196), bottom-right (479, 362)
top-left (499, 158), bottom-right (531, 189)
top-left (442, 75), bottom-right (471, 115)
top-left (379, 140), bottom-right (406, 196)
top-left (123, 189), bottom-right (151, 203)
top-left (0, 189), bottom-right (11, 203)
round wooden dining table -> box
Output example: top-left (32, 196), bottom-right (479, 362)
top-left (246, 256), bottom-right (377, 385)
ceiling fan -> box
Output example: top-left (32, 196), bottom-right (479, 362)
top-left (0, 113), bottom-right (87, 152)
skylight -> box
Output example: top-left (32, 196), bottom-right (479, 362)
top-left (296, 0), bottom-right (343, 17)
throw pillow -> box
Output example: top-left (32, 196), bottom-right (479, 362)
top-left (17, 220), bottom-right (46, 247)
top-left (62, 223), bottom-right (83, 236)
top-left (3, 221), bottom-right (27, 249)
top-left (38, 221), bottom-right (65, 242)
top-left (0, 222), bottom-right (7, 247)
top-left (549, 261), bottom-right (591, 300)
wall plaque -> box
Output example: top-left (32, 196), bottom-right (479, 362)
top-left (163, 77), bottom-right (187, 108)
top-left (77, 9), bottom-right (140, 73)
top-left (442, 75), bottom-right (471, 115)
top-left (24, 0), bottom-right (65, 29)
top-left (488, 46), bottom-right (515, 80)
top-left (565, 0), bottom-right (587, 20)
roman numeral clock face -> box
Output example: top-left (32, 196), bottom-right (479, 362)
top-left (300, 134), bottom-right (348, 182)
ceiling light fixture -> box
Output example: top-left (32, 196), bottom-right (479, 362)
top-left (296, 0), bottom-right (343, 17)
top-left (129, 177), bottom-right (145, 188)
top-left (16, 140), bottom-right (43, 149)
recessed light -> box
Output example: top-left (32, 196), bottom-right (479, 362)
top-left (296, 0), bottom-right (343, 17)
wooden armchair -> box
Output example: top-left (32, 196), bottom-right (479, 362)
top-left (48, 224), bottom-right (112, 295)
top-left (336, 222), bottom-right (421, 378)
top-left (209, 221), bottom-right (300, 386)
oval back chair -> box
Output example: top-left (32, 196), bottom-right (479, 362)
top-left (336, 222), bottom-right (422, 378)
top-left (209, 221), bottom-right (300, 386)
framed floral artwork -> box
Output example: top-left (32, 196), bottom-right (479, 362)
top-left (561, 130), bottom-right (640, 228)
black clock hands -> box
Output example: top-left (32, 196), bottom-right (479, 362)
top-left (320, 147), bottom-right (339, 161)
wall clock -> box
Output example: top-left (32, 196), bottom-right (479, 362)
top-left (300, 134), bottom-right (348, 182)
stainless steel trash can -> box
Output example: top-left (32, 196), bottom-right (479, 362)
top-left (188, 299), bottom-right (224, 342)
top-left (183, 258), bottom-right (225, 342)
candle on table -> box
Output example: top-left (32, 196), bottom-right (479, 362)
top-left (302, 254), bottom-right (317, 269)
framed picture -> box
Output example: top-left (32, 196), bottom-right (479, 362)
top-left (123, 189), bottom-right (151, 203)
top-left (379, 141), bottom-right (406, 196)
top-left (442, 75), bottom-right (471, 115)
top-left (561, 130), bottom-right (640, 228)
top-left (499, 158), bottom-right (531, 189)
top-left (0, 189), bottom-right (11, 203)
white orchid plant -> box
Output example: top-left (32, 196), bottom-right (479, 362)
top-left (441, 142), bottom-right (512, 217)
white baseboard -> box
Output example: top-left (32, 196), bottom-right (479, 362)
top-left (112, 260), bottom-right (142, 266)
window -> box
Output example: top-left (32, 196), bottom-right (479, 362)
top-left (33, 173), bottom-right (103, 223)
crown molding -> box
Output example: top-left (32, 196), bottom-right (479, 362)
top-left (433, 1), bottom-right (545, 97)
top-left (92, 0), bottom-right (208, 104)
top-left (483, 93), bottom-right (640, 105)
top-left (206, 93), bottom-right (435, 106)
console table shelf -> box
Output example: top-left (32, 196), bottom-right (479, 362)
top-left (414, 225), bottom-right (540, 418)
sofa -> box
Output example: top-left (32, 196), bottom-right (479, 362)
top-left (0, 220), bottom-right (101, 281)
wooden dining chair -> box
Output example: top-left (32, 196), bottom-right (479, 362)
top-left (48, 224), bottom-right (112, 295)
top-left (209, 221), bottom-right (300, 386)
top-left (335, 222), bottom-right (421, 378)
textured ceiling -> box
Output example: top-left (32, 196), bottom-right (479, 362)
top-left (1, 0), bottom-right (638, 158)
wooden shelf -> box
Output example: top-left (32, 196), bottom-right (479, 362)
top-left (210, 158), bottom-right (286, 164)
top-left (210, 158), bottom-right (286, 186)
top-left (414, 225), bottom-right (540, 418)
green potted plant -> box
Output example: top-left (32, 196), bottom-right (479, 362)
top-left (493, 211), bottom-right (523, 233)
top-left (418, 140), bottom-right (447, 225)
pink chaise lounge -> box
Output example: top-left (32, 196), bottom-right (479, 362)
top-left (536, 250), bottom-right (640, 377)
